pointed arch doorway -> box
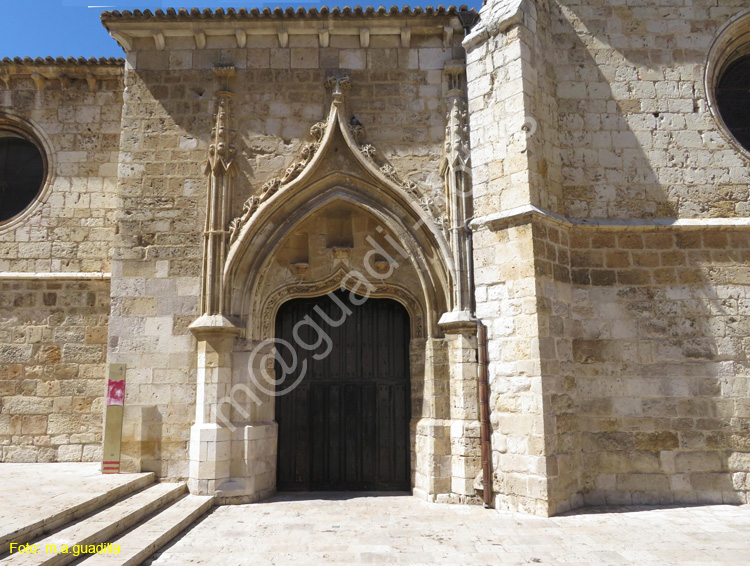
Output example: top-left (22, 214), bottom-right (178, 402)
top-left (275, 290), bottom-right (411, 491)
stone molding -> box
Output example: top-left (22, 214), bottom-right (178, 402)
top-left (101, 6), bottom-right (465, 19)
top-left (188, 314), bottom-right (244, 347)
top-left (437, 310), bottom-right (477, 335)
top-left (0, 272), bottom-right (112, 280)
top-left (0, 58), bottom-right (123, 91)
top-left (472, 204), bottom-right (750, 233)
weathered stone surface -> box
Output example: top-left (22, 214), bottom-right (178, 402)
top-left (0, 280), bottom-right (109, 462)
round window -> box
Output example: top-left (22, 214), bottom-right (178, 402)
top-left (705, 9), bottom-right (750, 158)
top-left (716, 54), bottom-right (750, 152)
top-left (0, 130), bottom-right (45, 223)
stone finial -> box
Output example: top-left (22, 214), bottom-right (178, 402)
top-left (213, 63), bottom-right (236, 92)
top-left (325, 75), bottom-right (351, 104)
top-left (207, 94), bottom-right (236, 175)
top-left (444, 60), bottom-right (466, 94)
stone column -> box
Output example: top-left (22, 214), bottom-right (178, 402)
top-left (441, 60), bottom-right (473, 315)
top-left (412, 337), bottom-right (452, 500)
top-left (464, 0), bottom-right (567, 515)
top-left (188, 63), bottom-right (243, 495)
top-left (188, 320), bottom-right (240, 494)
top-left (440, 321), bottom-right (481, 500)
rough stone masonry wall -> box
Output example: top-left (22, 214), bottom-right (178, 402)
top-left (466, 0), bottom-right (573, 515)
top-left (0, 64), bottom-right (122, 463)
top-left (0, 65), bottom-right (122, 273)
top-left (472, 220), bottom-right (551, 515)
top-left (571, 228), bottom-right (750, 505)
top-left (0, 279), bottom-right (110, 462)
top-left (467, 0), bottom-right (750, 514)
top-left (552, 1), bottom-right (750, 219)
top-left (551, 0), bottom-right (750, 505)
top-left (111, 21), bottom-right (464, 478)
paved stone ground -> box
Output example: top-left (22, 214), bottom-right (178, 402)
top-left (146, 493), bottom-right (750, 566)
top-left (0, 463), bottom-right (151, 544)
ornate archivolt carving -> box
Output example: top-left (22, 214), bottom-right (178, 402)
top-left (228, 75), bottom-right (447, 244)
top-left (257, 268), bottom-right (425, 340)
top-left (379, 166), bottom-right (447, 233)
top-left (229, 119), bottom-right (326, 244)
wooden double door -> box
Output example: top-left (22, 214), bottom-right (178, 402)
top-left (275, 291), bottom-right (411, 491)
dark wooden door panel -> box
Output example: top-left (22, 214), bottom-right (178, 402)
top-left (275, 291), bottom-right (410, 491)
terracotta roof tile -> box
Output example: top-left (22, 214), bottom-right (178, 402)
top-left (101, 5), bottom-right (469, 21)
top-left (0, 56), bottom-right (124, 66)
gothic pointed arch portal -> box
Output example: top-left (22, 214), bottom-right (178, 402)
top-left (190, 75), bottom-right (475, 504)
top-left (224, 76), bottom-right (455, 331)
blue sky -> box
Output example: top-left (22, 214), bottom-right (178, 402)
top-left (0, 1), bottom-right (482, 58)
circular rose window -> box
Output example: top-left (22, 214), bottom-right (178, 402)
top-left (716, 54), bottom-right (750, 152)
top-left (705, 9), bottom-right (750, 158)
top-left (0, 130), bottom-right (46, 223)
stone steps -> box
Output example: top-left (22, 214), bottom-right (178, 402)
top-left (0, 472), bottom-right (155, 556)
top-left (2, 482), bottom-right (187, 566)
top-left (76, 495), bottom-right (214, 566)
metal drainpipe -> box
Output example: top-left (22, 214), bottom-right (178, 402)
top-left (465, 217), bottom-right (493, 508)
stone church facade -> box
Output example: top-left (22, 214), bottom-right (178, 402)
top-left (0, 0), bottom-right (749, 517)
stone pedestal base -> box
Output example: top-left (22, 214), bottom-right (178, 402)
top-left (188, 423), bottom-right (231, 495)
top-left (414, 417), bottom-right (451, 499)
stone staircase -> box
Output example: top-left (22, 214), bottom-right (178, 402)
top-left (0, 475), bottom-right (213, 566)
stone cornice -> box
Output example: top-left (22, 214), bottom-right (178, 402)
top-left (472, 205), bottom-right (750, 232)
top-left (102, 6), bottom-right (468, 51)
top-left (0, 57), bottom-right (123, 91)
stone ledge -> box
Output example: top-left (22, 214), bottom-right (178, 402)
top-left (188, 314), bottom-right (244, 341)
top-left (472, 204), bottom-right (750, 233)
top-left (438, 309), bottom-right (478, 335)
top-left (0, 272), bottom-right (112, 280)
